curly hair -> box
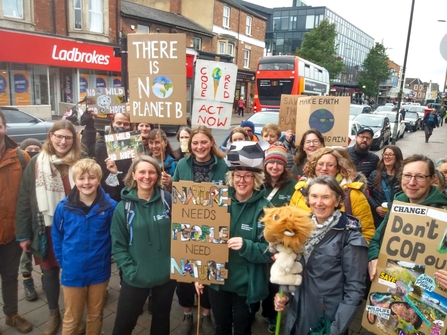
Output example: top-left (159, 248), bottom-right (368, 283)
top-left (303, 147), bottom-right (354, 179)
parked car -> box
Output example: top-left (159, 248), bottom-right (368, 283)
top-left (374, 106), bottom-right (394, 113)
top-left (408, 105), bottom-right (432, 128)
top-left (349, 104), bottom-right (372, 120)
top-left (403, 111), bottom-right (422, 132)
top-left (374, 111), bottom-right (406, 140)
top-left (1, 107), bottom-right (55, 144)
top-left (93, 113), bottom-right (191, 135)
top-left (353, 113), bottom-right (391, 150)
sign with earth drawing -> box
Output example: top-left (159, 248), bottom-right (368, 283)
top-left (127, 33), bottom-right (187, 125)
top-left (170, 181), bottom-right (231, 285)
top-left (85, 87), bottom-right (126, 115)
top-left (362, 201), bottom-right (447, 335)
top-left (295, 96), bottom-right (350, 146)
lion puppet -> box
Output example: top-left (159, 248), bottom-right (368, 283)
top-left (262, 206), bottom-right (314, 292)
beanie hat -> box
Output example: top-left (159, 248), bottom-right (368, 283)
top-left (19, 138), bottom-right (42, 150)
top-left (240, 120), bottom-right (255, 133)
top-left (264, 142), bottom-right (288, 167)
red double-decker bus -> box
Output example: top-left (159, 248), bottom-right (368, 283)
top-left (253, 55), bottom-right (330, 112)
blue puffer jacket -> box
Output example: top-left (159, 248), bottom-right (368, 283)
top-left (52, 186), bottom-right (117, 287)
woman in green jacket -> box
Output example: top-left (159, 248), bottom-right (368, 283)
top-left (111, 156), bottom-right (174, 335)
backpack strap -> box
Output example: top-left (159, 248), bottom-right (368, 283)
top-left (344, 188), bottom-right (353, 215)
top-left (161, 189), bottom-right (171, 219)
top-left (124, 201), bottom-right (135, 245)
top-left (17, 148), bottom-right (27, 171)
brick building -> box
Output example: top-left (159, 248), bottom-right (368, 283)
top-left (405, 78), bottom-right (426, 103)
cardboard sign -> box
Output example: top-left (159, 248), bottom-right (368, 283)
top-left (191, 60), bottom-right (238, 130)
top-left (104, 131), bottom-right (143, 161)
top-left (278, 94), bottom-right (303, 131)
top-left (362, 201), bottom-right (447, 335)
top-left (170, 181), bottom-right (231, 285)
top-left (85, 87), bottom-right (126, 115)
top-left (295, 96), bottom-right (350, 146)
top-left (127, 33), bottom-right (187, 125)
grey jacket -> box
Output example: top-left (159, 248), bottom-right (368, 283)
top-left (285, 212), bottom-right (368, 335)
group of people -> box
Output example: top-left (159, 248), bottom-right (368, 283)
top-left (2, 105), bottom-right (447, 335)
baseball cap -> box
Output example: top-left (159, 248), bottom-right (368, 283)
top-left (357, 126), bottom-right (374, 137)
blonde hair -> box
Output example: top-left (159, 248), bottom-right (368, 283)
top-left (42, 120), bottom-right (82, 165)
top-left (225, 170), bottom-right (265, 191)
top-left (188, 126), bottom-right (225, 159)
top-left (261, 123), bottom-right (281, 138)
top-left (124, 156), bottom-right (162, 189)
top-left (230, 127), bottom-right (250, 142)
top-left (72, 158), bottom-right (102, 180)
top-left (304, 147), bottom-right (355, 179)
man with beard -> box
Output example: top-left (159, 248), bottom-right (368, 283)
top-left (347, 126), bottom-right (379, 178)
top-left (0, 109), bottom-right (33, 333)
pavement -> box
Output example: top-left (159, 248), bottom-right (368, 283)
top-left (4, 118), bottom-right (447, 335)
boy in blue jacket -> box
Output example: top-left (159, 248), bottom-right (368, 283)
top-left (52, 158), bottom-right (117, 335)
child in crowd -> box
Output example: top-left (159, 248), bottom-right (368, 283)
top-left (261, 123), bottom-right (281, 145)
top-left (229, 127), bottom-right (250, 143)
top-left (52, 158), bottom-right (117, 335)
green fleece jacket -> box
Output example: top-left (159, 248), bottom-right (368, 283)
top-left (111, 187), bottom-right (171, 288)
top-left (172, 154), bottom-right (228, 183)
top-left (368, 186), bottom-right (447, 261)
top-left (264, 178), bottom-right (296, 207)
top-left (210, 186), bottom-right (273, 304)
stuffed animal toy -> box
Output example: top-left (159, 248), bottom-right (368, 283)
top-left (262, 206), bottom-right (314, 293)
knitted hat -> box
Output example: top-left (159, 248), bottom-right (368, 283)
top-left (264, 142), bottom-right (288, 167)
top-left (19, 138), bottom-right (42, 150)
top-left (240, 120), bottom-right (255, 133)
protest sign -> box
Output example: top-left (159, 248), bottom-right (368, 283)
top-left (362, 200), bottom-right (447, 335)
top-left (295, 96), bottom-right (350, 146)
top-left (85, 87), bottom-right (126, 115)
top-left (170, 181), bottom-right (231, 285)
top-left (127, 33), bottom-right (186, 125)
top-left (104, 130), bottom-right (143, 161)
top-left (278, 94), bottom-right (302, 132)
top-left (191, 60), bottom-right (238, 130)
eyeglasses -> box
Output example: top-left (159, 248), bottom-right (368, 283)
top-left (402, 174), bottom-right (430, 182)
top-left (382, 153), bottom-right (395, 157)
top-left (52, 133), bottom-right (74, 142)
top-left (358, 135), bottom-right (372, 141)
top-left (304, 139), bottom-right (320, 145)
top-left (316, 162), bottom-right (337, 169)
top-left (233, 173), bottom-right (254, 182)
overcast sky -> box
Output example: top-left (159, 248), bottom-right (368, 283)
top-left (245, 0), bottom-right (447, 90)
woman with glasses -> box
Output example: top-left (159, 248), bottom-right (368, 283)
top-left (368, 155), bottom-right (447, 281)
top-left (196, 141), bottom-right (272, 334)
top-left (16, 120), bottom-right (83, 335)
top-left (290, 147), bottom-right (375, 243)
top-left (172, 125), bottom-right (227, 335)
top-left (291, 129), bottom-right (325, 180)
top-left (367, 145), bottom-right (403, 228)
top-left (81, 110), bottom-right (135, 201)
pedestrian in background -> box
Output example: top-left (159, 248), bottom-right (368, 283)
top-left (237, 96), bottom-right (245, 117)
top-left (423, 108), bottom-right (439, 143)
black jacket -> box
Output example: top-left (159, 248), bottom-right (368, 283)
top-left (346, 146), bottom-right (379, 179)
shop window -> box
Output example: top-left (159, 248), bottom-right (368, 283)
top-left (74, 0), bottom-right (82, 29)
top-left (246, 16), bottom-right (252, 36)
top-left (89, 0), bottom-right (103, 33)
top-left (193, 37), bottom-right (202, 50)
top-left (223, 6), bottom-right (230, 28)
top-left (3, 0), bottom-right (23, 18)
top-left (244, 49), bottom-right (250, 69)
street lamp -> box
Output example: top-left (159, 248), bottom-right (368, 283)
top-left (392, 0), bottom-right (415, 145)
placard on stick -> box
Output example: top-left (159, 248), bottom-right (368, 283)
top-left (86, 87), bottom-right (126, 115)
top-left (170, 181), bottom-right (231, 285)
top-left (278, 94), bottom-right (303, 132)
top-left (127, 33), bottom-right (186, 125)
top-left (362, 201), bottom-right (447, 335)
top-left (104, 131), bottom-right (143, 161)
top-left (191, 59), bottom-right (238, 130)
top-left (295, 96), bottom-right (350, 146)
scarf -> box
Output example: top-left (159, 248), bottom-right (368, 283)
top-left (35, 151), bottom-right (75, 226)
top-left (304, 209), bottom-right (341, 261)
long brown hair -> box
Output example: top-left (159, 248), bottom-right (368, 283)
top-left (188, 126), bottom-right (225, 159)
top-left (372, 145), bottom-right (403, 190)
top-left (294, 129), bottom-right (325, 164)
top-left (147, 129), bottom-right (178, 160)
top-left (42, 120), bottom-right (82, 165)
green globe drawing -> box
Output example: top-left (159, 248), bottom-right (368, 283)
top-left (152, 76), bottom-right (174, 98)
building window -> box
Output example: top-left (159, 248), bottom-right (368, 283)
top-left (218, 41), bottom-right (234, 56)
top-left (3, 0), bottom-right (23, 18)
top-left (89, 0), bottom-right (103, 33)
top-left (219, 42), bottom-right (226, 54)
top-left (193, 37), bottom-right (202, 50)
top-left (137, 25), bottom-right (149, 33)
top-left (414, 84), bottom-right (418, 90)
top-left (228, 43), bottom-right (234, 56)
top-left (74, 0), bottom-right (82, 29)
top-left (305, 15), bottom-right (315, 29)
top-left (223, 6), bottom-right (230, 28)
top-left (246, 16), bottom-right (252, 36)
top-left (244, 49), bottom-right (250, 68)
